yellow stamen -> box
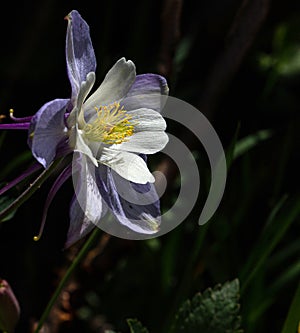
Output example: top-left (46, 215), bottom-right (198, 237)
top-left (83, 102), bottom-right (135, 144)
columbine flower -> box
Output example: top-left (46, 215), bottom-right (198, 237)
top-left (0, 10), bottom-right (168, 246)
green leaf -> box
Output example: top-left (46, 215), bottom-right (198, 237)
top-left (226, 126), bottom-right (272, 171)
top-left (127, 319), bottom-right (149, 333)
top-left (225, 122), bottom-right (241, 170)
top-left (239, 195), bottom-right (300, 293)
top-left (171, 279), bottom-right (242, 333)
top-left (0, 150), bottom-right (32, 180)
top-left (0, 158), bottom-right (64, 223)
top-left (233, 129), bottom-right (272, 160)
top-left (0, 195), bottom-right (16, 222)
top-left (281, 280), bottom-right (300, 333)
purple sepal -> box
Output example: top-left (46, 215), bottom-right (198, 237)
top-left (96, 165), bottom-right (161, 234)
top-left (28, 99), bottom-right (69, 168)
top-left (121, 74), bottom-right (169, 112)
top-left (66, 10), bottom-right (96, 100)
top-left (65, 196), bottom-right (96, 248)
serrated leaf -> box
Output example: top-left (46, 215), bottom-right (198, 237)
top-left (127, 319), bottom-right (149, 333)
top-left (171, 279), bottom-right (242, 333)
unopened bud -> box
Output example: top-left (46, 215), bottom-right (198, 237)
top-left (0, 279), bottom-right (20, 333)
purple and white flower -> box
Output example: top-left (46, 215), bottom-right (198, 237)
top-left (0, 10), bottom-right (169, 247)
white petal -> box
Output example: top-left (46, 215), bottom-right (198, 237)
top-left (67, 72), bottom-right (95, 128)
top-left (127, 108), bottom-right (167, 132)
top-left (84, 58), bottom-right (136, 111)
top-left (72, 125), bottom-right (98, 166)
top-left (99, 148), bottom-right (155, 184)
top-left (110, 131), bottom-right (169, 154)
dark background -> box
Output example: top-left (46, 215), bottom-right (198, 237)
top-left (0, 0), bottom-right (300, 332)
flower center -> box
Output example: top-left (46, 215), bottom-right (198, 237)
top-left (83, 102), bottom-right (134, 144)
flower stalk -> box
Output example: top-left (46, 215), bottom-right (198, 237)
top-left (33, 227), bottom-right (105, 333)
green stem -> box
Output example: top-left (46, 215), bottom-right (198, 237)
top-left (281, 279), bottom-right (300, 333)
top-left (0, 158), bottom-right (63, 222)
top-left (33, 227), bottom-right (102, 333)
